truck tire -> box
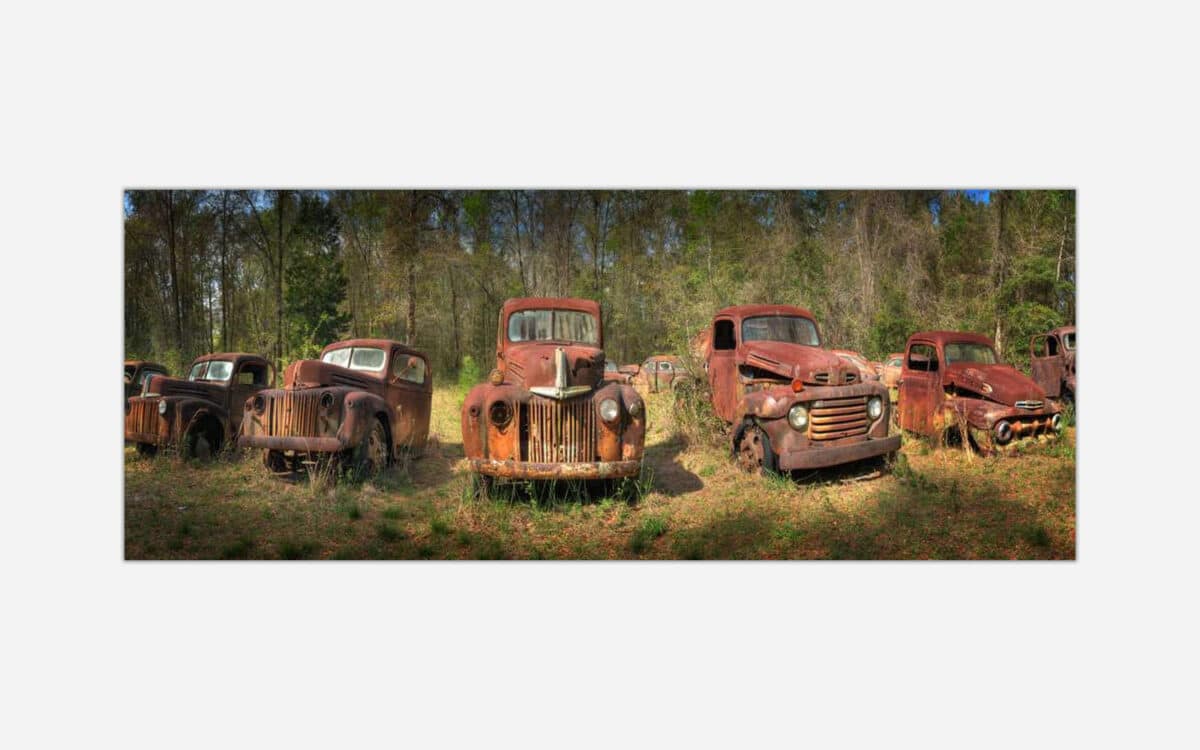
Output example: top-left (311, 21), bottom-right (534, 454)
top-left (351, 418), bottom-right (389, 476)
top-left (735, 421), bottom-right (780, 476)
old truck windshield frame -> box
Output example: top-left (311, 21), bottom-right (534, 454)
top-left (944, 342), bottom-right (998, 365)
top-left (507, 309), bottom-right (599, 345)
top-left (1063, 332), bottom-right (1075, 350)
top-left (322, 346), bottom-right (387, 372)
top-left (740, 316), bottom-right (820, 346)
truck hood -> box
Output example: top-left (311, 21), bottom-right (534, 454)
top-left (144, 375), bottom-right (225, 403)
top-left (739, 341), bottom-right (856, 385)
top-left (284, 359), bottom-right (381, 390)
top-left (501, 343), bottom-right (604, 398)
top-left (945, 363), bottom-right (1048, 406)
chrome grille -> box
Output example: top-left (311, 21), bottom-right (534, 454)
top-left (268, 391), bottom-right (322, 437)
top-left (1015, 400), bottom-right (1044, 409)
top-left (524, 397), bottom-right (596, 463)
top-left (808, 395), bottom-right (869, 441)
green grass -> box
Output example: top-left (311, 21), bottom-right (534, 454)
top-left (124, 386), bottom-right (1076, 560)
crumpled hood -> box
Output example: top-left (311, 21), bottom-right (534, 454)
top-left (502, 343), bottom-right (604, 390)
top-left (144, 374), bottom-right (224, 402)
top-left (739, 341), bottom-right (856, 385)
top-left (284, 359), bottom-right (381, 390)
top-left (945, 363), bottom-right (1047, 406)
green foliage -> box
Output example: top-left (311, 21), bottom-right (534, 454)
top-left (457, 354), bottom-right (482, 391)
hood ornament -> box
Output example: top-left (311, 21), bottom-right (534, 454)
top-left (530, 347), bottom-right (593, 400)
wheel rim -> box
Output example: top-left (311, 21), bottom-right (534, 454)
top-left (736, 427), bottom-right (765, 473)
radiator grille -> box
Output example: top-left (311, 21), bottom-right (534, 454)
top-left (808, 395), bottom-right (869, 441)
top-left (269, 391), bottom-right (322, 437)
top-left (128, 400), bottom-right (160, 436)
top-left (1015, 400), bottom-right (1044, 409)
top-left (523, 397), bottom-right (596, 463)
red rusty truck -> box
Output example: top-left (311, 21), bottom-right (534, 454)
top-left (1030, 325), bottom-right (1076, 403)
top-left (898, 331), bottom-right (1062, 453)
top-left (239, 339), bottom-right (432, 475)
top-left (124, 360), bottom-right (170, 402)
top-left (125, 353), bottom-right (274, 459)
top-left (635, 354), bottom-right (692, 393)
top-left (461, 297), bottom-right (646, 491)
top-left (702, 304), bottom-right (899, 474)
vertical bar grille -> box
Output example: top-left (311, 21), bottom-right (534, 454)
top-left (129, 400), bottom-right (159, 435)
top-left (808, 395), bottom-right (869, 441)
top-left (269, 391), bottom-right (322, 437)
top-left (524, 397), bottom-right (595, 463)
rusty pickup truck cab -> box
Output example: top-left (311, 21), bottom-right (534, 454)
top-left (898, 331), bottom-right (1062, 453)
top-left (1030, 325), bottom-right (1076, 403)
top-left (125, 353), bottom-right (274, 459)
top-left (239, 339), bottom-right (432, 475)
top-left (704, 305), bottom-right (899, 474)
top-left (461, 297), bottom-right (646, 487)
top-left (124, 360), bottom-right (169, 402)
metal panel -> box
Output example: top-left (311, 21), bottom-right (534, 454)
top-left (269, 391), bottom-right (322, 437)
top-left (525, 397), bottom-right (595, 463)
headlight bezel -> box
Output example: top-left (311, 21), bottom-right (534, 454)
top-left (157, 400), bottom-right (168, 416)
top-left (599, 397), bottom-right (621, 423)
top-left (488, 400), bottom-right (513, 429)
top-left (787, 403), bottom-right (809, 431)
top-left (867, 396), bottom-right (883, 420)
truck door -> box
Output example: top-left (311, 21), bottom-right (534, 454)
top-left (899, 341), bottom-right (941, 435)
top-left (1029, 334), bottom-right (1062, 398)
top-left (389, 348), bottom-right (433, 452)
top-left (707, 318), bottom-right (739, 423)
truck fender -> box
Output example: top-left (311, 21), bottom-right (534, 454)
top-left (341, 391), bottom-right (391, 449)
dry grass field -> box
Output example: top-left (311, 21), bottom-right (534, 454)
top-left (124, 386), bottom-right (1076, 560)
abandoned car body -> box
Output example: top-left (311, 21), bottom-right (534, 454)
top-left (1030, 325), bottom-right (1076, 402)
top-left (602, 360), bottom-right (637, 385)
top-left (703, 304), bottom-right (899, 474)
top-left (636, 354), bottom-right (690, 392)
top-left (831, 350), bottom-right (880, 382)
top-left (898, 331), bottom-right (1062, 453)
top-left (125, 353), bottom-right (274, 458)
top-left (461, 297), bottom-right (646, 484)
top-left (239, 339), bottom-right (432, 474)
top-left (124, 360), bottom-right (169, 401)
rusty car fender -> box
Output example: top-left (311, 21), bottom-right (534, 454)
top-left (340, 390), bottom-right (391, 449)
top-left (169, 398), bottom-right (230, 441)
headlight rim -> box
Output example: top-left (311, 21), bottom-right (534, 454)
top-left (787, 403), bottom-right (809, 431)
top-left (157, 400), bottom-right (168, 416)
top-left (599, 397), bottom-right (621, 423)
top-left (867, 396), bottom-right (883, 420)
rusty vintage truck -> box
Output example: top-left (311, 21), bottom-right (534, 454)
top-left (125, 353), bottom-right (274, 458)
top-left (124, 360), bottom-right (169, 402)
top-left (702, 304), bottom-right (900, 474)
top-left (898, 331), bottom-right (1062, 453)
top-left (238, 339), bottom-right (432, 475)
top-left (635, 354), bottom-right (691, 392)
top-left (461, 297), bottom-right (646, 490)
top-left (1030, 325), bottom-right (1076, 403)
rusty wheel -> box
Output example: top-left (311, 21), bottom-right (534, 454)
top-left (135, 442), bottom-right (157, 458)
top-left (352, 418), bottom-right (389, 476)
top-left (735, 422), bottom-right (778, 476)
top-left (263, 449), bottom-right (288, 474)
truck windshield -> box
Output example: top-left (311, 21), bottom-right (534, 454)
top-left (188, 360), bottom-right (233, 381)
top-left (508, 309), bottom-right (599, 345)
top-left (322, 346), bottom-right (387, 372)
top-left (944, 343), bottom-right (998, 365)
top-left (741, 316), bottom-right (820, 346)
top-left (1063, 332), bottom-right (1075, 350)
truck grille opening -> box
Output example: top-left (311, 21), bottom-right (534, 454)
top-left (128, 400), bottom-right (159, 436)
top-left (844, 372), bottom-right (858, 384)
top-left (808, 395), bottom-right (869, 441)
top-left (1015, 400), bottom-right (1044, 409)
top-left (813, 372), bottom-right (831, 385)
top-left (268, 391), bottom-right (322, 437)
top-left (522, 397), bottom-right (596, 463)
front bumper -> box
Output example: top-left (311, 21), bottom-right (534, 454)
top-left (239, 434), bottom-right (347, 453)
top-left (469, 458), bottom-right (642, 480)
top-left (776, 434), bottom-right (901, 471)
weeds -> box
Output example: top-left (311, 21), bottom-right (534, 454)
top-left (278, 539), bottom-right (319, 559)
top-left (630, 515), bottom-right (668, 554)
top-left (375, 522), bottom-right (404, 542)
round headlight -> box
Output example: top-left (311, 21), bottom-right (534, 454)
top-left (1052, 413), bottom-right (1063, 432)
top-left (599, 398), bottom-right (620, 422)
top-left (994, 420), bottom-right (1013, 445)
top-left (253, 395), bottom-right (266, 414)
top-left (488, 400), bottom-right (512, 428)
top-left (319, 392), bottom-right (335, 410)
top-left (157, 400), bottom-right (168, 416)
top-left (867, 396), bottom-right (883, 420)
top-left (788, 404), bottom-right (809, 431)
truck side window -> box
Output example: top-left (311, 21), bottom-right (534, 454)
top-left (908, 344), bottom-right (938, 372)
top-left (713, 320), bottom-right (736, 351)
top-left (238, 362), bottom-right (269, 386)
top-left (393, 353), bottom-right (427, 385)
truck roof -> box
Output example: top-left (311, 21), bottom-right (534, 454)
top-left (501, 297), bottom-right (602, 318)
top-left (713, 304), bottom-right (816, 320)
top-left (907, 331), bottom-right (996, 348)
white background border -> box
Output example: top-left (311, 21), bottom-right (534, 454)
top-left (2, 2), bottom-right (1195, 748)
